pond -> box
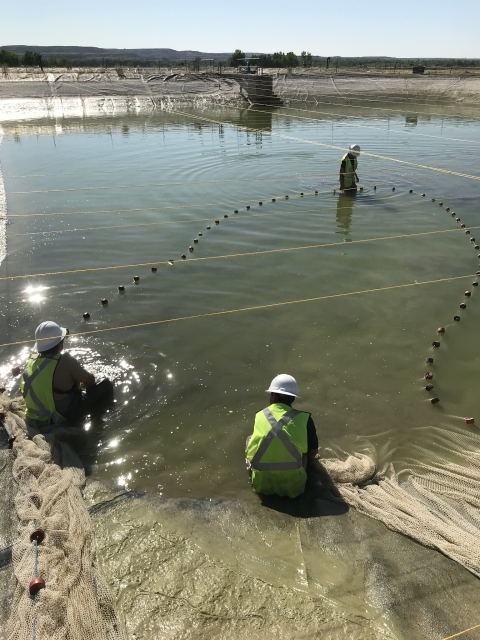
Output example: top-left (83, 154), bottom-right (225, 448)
top-left (1, 101), bottom-right (479, 502)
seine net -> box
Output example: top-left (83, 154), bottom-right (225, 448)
top-left (1, 393), bottom-right (125, 640)
top-left (319, 427), bottom-right (480, 579)
top-left (3, 389), bottom-right (480, 638)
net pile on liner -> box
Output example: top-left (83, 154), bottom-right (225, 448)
top-left (319, 428), bottom-right (480, 579)
top-left (3, 386), bottom-right (480, 637)
top-left (1, 393), bottom-right (125, 640)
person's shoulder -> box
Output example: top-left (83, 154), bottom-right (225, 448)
top-left (61, 351), bottom-right (82, 366)
top-left (61, 351), bottom-right (77, 361)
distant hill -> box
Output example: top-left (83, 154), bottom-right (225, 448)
top-left (1, 46), bottom-right (234, 62)
top-left (1, 46), bottom-right (402, 62)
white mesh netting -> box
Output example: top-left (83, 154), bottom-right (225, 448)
top-left (3, 388), bottom-right (480, 637)
top-left (319, 429), bottom-right (480, 578)
top-left (1, 392), bottom-right (126, 640)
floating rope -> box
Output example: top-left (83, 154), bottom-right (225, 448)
top-left (6, 197), bottom-right (419, 238)
top-left (168, 108), bottom-right (480, 182)
top-left (1, 227), bottom-right (475, 281)
top-left (5, 166), bottom-right (425, 197)
top-left (246, 104), bottom-right (479, 145)
top-left (442, 623), bottom-right (480, 640)
top-left (0, 273), bottom-right (476, 350)
top-left (5, 180), bottom-right (417, 219)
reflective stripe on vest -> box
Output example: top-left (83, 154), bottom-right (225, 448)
top-left (251, 408), bottom-right (303, 471)
top-left (20, 355), bottom-right (64, 423)
top-left (341, 153), bottom-right (357, 188)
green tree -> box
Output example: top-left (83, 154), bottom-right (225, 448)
top-left (285, 52), bottom-right (299, 68)
top-left (227, 49), bottom-right (245, 68)
top-left (301, 51), bottom-right (312, 67)
top-left (21, 51), bottom-right (43, 68)
top-left (59, 57), bottom-right (72, 69)
top-left (0, 49), bottom-right (20, 66)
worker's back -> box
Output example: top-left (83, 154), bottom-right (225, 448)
top-left (246, 402), bottom-right (309, 499)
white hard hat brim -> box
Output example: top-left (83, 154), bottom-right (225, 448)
top-left (265, 387), bottom-right (300, 398)
top-left (35, 326), bottom-right (67, 352)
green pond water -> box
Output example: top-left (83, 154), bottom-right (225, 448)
top-left (1, 102), bottom-right (479, 502)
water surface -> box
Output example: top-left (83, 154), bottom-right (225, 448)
top-left (1, 101), bottom-right (479, 499)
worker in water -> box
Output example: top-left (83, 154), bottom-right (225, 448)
top-left (339, 144), bottom-right (360, 192)
top-left (245, 374), bottom-right (319, 499)
top-left (20, 321), bottom-right (113, 436)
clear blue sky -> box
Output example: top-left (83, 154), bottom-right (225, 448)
top-left (2, 0), bottom-right (480, 58)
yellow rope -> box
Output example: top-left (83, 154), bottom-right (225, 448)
top-left (4, 164), bottom-right (419, 182)
top-left (6, 199), bottom-right (417, 238)
top-left (169, 78), bottom-right (478, 143)
top-left (279, 91), bottom-right (480, 123)
top-left (5, 180), bottom-right (411, 219)
top-left (4, 171), bottom-right (331, 195)
top-left (5, 166), bottom-right (420, 197)
top-left (169, 108), bottom-right (480, 182)
top-left (1, 227), bottom-right (475, 281)
top-left (247, 104), bottom-right (478, 145)
top-left (442, 623), bottom-right (480, 640)
top-left (1, 273), bottom-right (476, 350)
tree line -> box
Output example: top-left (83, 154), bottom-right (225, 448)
top-left (227, 49), bottom-right (308, 68)
top-left (0, 49), bottom-right (73, 69)
top-left (2, 47), bottom-right (480, 71)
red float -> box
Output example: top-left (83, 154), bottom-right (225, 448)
top-left (30, 529), bottom-right (45, 544)
top-left (29, 578), bottom-right (45, 596)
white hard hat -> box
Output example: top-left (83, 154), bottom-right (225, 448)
top-left (349, 144), bottom-right (360, 156)
top-left (266, 374), bottom-right (300, 398)
top-left (35, 321), bottom-right (67, 353)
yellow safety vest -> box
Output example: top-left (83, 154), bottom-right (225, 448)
top-left (20, 354), bottom-right (65, 424)
top-left (341, 153), bottom-right (358, 189)
top-left (246, 403), bottom-right (309, 498)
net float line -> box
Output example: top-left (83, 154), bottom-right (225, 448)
top-left (0, 272), bottom-right (477, 350)
top-left (1, 226), bottom-right (476, 282)
top-left (421, 195), bottom-right (480, 410)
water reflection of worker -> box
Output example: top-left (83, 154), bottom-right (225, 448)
top-left (339, 144), bottom-right (360, 192)
top-left (245, 375), bottom-right (318, 499)
top-left (20, 321), bottom-right (113, 439)
top-left (336, 190), bottom-right (354, 239)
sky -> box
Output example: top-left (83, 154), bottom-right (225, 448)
top-left (2, 0), bottom-right (480, 58)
